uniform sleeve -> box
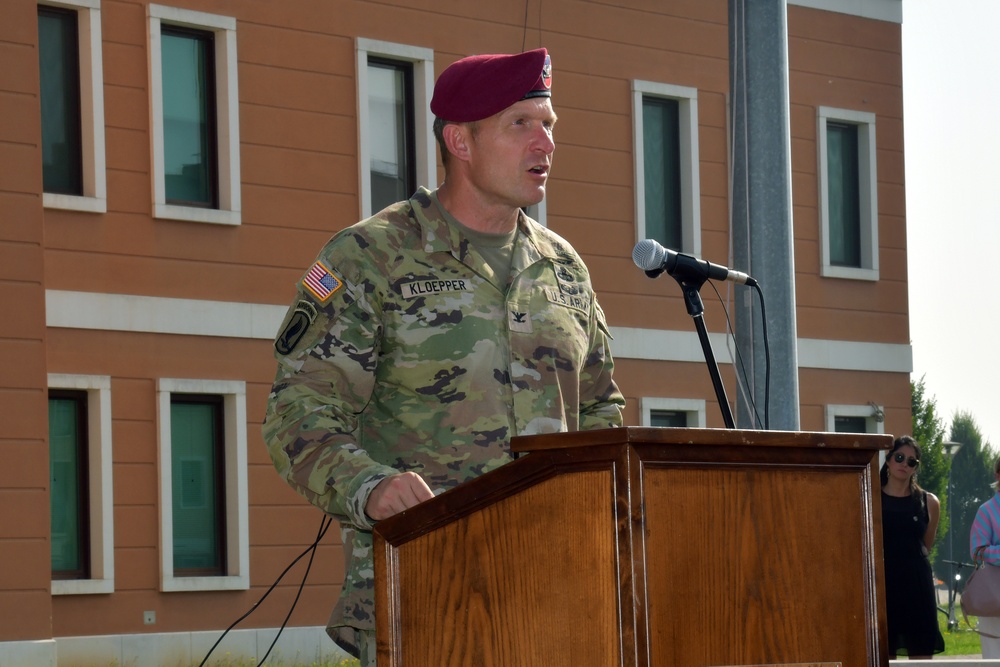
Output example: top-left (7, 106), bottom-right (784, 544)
top-left (262, 247), bottom-right (399, 531)
top-left (579, 297), bottom-right (625, 430)
top-left (970, 495), bottom-right (1000, 565)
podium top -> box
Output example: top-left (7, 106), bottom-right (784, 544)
top-left (511, 426), bottom-right (893, 454)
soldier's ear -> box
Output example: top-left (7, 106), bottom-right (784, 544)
top-left (442, 123), bottom-right (472, 163)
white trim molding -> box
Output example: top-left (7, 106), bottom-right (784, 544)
top-left (825, 403), bottom-right (886, 435)
top-left (44, 291), bottom-right (914, 375)
top-left (788, 0), bottom-right (901, 23)
top-left (817, 106), bottom-right (879, 281)
top-left (40, 0), bottom-right (107, 213)
top-left (355, 38), bottom-right (435, 219)
top-left (640, 397), bottom-right (707, 428)
top-left (631, 79), bottom-right (701, 257)
top-left (147, 4), bottom-right (241, 225)
top-left (47, 373), bottom-right (115, 596)
top-left (156, 378), bottom-right (249, 592)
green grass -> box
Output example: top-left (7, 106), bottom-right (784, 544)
top-left (211, 660), bottom-right (359, 667)
top-left (68, 616), bottom-right (982, 665)
top-left (941, 609), bottom-right (984, 656)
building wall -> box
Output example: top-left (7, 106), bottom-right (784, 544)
top-left (0, 0), bottom-right (57, 646)
top-left (0, 0), bottom-right (908, 662)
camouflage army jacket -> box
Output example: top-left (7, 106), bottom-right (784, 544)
top-left (263, 187), bottom-right (624, 651)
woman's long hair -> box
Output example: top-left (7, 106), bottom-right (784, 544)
top-left (879, 435), bottom-right (925, 499)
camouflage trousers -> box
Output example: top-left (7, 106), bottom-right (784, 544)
top-left (358, 628), bottom-right (377, 666)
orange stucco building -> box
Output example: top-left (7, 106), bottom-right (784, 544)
top-left (0, 0), bottom-right (910, 664)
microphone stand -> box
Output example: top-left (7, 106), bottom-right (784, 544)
top-left (652, 269), bottom-right (736, 429)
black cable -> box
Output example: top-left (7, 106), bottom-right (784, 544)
top-left (710, 279), bottom-right (770, 430)
top-left (755, 281), bottom-right (771, 429)
top-left (198, 514), bottom-right (334, 667)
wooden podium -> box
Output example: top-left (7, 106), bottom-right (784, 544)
top-left (373, 427), bottom-right (891, 666)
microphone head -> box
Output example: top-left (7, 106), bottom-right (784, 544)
top-left (632, 239), bottom-right (664, 271)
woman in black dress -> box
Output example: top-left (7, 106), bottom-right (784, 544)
top-left (881, 435), bottom-right (945, 658)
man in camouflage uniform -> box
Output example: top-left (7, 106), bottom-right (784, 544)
top-left (263, 47), bottom-right (624, 665)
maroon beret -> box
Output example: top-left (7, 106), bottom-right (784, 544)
top-left (430, 48), bottom-right (552, 123)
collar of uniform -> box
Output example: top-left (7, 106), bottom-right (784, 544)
top-left (409, 187), bottom-right (456, 255)
top-left (411, 187), bottom-right (564, 266)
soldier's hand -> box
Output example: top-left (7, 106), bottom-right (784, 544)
top-left (365, 472), bottom-right (435, 520)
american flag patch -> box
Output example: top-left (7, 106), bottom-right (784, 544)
top-left (302, 262), bottom-right (343, 301)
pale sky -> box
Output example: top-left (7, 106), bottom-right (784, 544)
top-left (902, 0), bottom-right (1000, 448)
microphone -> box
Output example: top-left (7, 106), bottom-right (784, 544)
top-left (632, 239), bottom-right (756, 286)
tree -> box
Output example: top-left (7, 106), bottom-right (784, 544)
top-left (909, 376), bottom-right (948, 560)
top-left (938, 412), bottom-right (995, 575)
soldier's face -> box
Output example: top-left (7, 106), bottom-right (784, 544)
top-left (465, 97), bottom-right (557, 210)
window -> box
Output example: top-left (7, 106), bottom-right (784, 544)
top-left (148, 5), bottom-right (240, 225)
top-left (650, 410), bottom-right (688, 428)
top-left (48, 374), bottom-right (114, 595)
top-left (825, 404), bottom-right (885, 435)
top-left (817, 107), bottom-right (878, 280)
top-left (642, 97), bottom-right (682, 248)
top-left (356, 39), bottom-right (435, 219)
top-left (367, 58), bottom-right (416, 214)
top-left (160, 26), bottom-right (217, 208)
top-left (171, 395), bottom-right (226, 575)
top-left (157, 379), bottom-right (248, 591)
top-left (632, 81), bottom-right (700, 254)
top-left (834, 416), bottom-right (867, 433)
top-left (641, 397), bottom-right (706, 428)
top-left (37, 0), bottom-right (106, 213)
top-left (38, 6), bottom-right (81, 196)
top-left (49, 389), bottom-right (89, 580)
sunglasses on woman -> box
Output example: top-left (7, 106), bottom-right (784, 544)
top-left (893, 452), bottom-right (920, 468)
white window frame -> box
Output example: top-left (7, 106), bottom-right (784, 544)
top-left (640, 397), bottom-right (707, 428)
top-left (48, 373), bottom-right (114, 595)
top-left (817, 106), bottom-right (879, 281)
top-left (147, 4), bottom-right (241, 225)
top-left (632, 80), bottom-right (701, 255)
top-left (40, 0), bottom-right (107, 214)
top-left (157, 378), bottom-right (249, 592)
top-left (356, 38), bottom-right (435, 220)
top-left (825, 403), bottom-right (885, 436)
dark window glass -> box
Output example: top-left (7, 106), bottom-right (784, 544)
top-left (826, 122), bottom-right (861, 267)
top-left (171, 395), bottom-right (226, 575)
top-left (650, 410), bottom-right (689, 428)
top-left (834, 415), bottom-right (868, 434)
top-left (38, 6), bottom-right (83, 195)
top-left (49, 390), bottom-right (90, 579)
top-left (642, 96), bottom-right (682, 249)
top-left (161, 26), bottom-right (218, 208)
top-left (368, 58), bottom-right (416, 213)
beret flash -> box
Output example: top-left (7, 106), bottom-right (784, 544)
top-left (430, 48), bottom-right (552, 123)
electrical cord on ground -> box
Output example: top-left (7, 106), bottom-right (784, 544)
top-left (198, 514), bottom-right (334, 667)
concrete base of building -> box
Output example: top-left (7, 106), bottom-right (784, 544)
top-left (0, 625), bottom-right (350, 667)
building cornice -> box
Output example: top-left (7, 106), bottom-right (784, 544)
top-left (788, 0), bottom-right (902, 23)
